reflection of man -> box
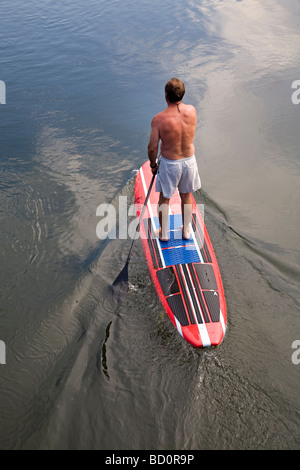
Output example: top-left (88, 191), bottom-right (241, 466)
top-left (148, 78), bottom-right (201, 241)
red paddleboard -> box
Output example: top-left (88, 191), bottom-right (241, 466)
top-left (134, 160), bottom-right (227, 348)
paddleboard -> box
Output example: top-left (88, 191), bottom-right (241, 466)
top-left (134, 160), bottom-right (227, 347)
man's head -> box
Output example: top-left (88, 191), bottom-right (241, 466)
top-left (165, 78), bottom-right (185, 103)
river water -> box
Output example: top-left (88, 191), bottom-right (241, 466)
top-left (0, 0), bottom-right (299, 450)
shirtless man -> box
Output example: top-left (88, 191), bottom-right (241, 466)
top-left (148, 78), bottom-right (201, 241)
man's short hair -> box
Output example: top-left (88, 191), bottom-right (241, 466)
top-left (165, 78), bottom-right (185, 103)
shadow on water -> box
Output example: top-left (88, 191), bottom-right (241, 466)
top-left (97, 320), bottom-right (112, 381)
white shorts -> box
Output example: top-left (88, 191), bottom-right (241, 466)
top-left (155, 155), bottom-right (201, 199)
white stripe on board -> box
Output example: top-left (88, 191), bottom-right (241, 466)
top-left (179, 265), bottom-right (211, 347)
top-left (186, 264), bottom-right (205, 323)
top-left (174, 317), bottom-right (183, 337)
top-left (175, 188), bottom-right (203, 263)
top-left (219, 309), bottom-right (226, 333)
top-left (185, 264), bottom-right (211, 347)
top-left (140, 166), bottom-right (165, 268)
top-left (190, 219), bottom-right (204, 263)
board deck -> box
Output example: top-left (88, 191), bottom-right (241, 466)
top-left (134, 161), bottom-right (227, 347)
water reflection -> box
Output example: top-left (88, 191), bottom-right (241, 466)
top-left (34, 126), bottom-right (134, 257)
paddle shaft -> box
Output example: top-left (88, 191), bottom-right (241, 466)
top-left (126, 170), bottom-right (156, 263)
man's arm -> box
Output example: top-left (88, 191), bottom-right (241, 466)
top-left (148, 116), bottom-right (160, 168)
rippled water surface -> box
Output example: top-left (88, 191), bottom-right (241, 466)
top-left (0, 0), bottom-right (299, 450)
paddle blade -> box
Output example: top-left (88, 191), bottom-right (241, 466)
top-left (111, 261), bottom-right (129, 296)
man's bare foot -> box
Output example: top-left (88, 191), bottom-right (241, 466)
top-left (181, 225), bottom-right (191, 240)
top-left (154, 227), bottom-right (168, 242)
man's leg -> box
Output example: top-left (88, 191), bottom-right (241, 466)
top-left (180, 192), bottom-right (193, 239)
top-left (155, 193), bottom-right (170, 241)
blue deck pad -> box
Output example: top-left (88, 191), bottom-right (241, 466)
top-left (153, 214), bottom-right (201, 266)
top-left (153, 213), bottom-right (182, 232)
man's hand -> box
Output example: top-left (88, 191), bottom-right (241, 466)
top-left (150, 161), bottom-right (158, 175)
top-left (148, 116), bottom-right (159, 174)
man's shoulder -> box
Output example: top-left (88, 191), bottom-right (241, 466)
top-left (151, 110), bottom-right (166, 126)
top-left (183, 103), bottom-right (197, 114)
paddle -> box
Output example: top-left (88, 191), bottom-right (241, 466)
top-left (111, 169), bottom-right (157, 295)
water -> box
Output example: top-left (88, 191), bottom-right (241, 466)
top-left (0, 0), bottom-right (299, 450)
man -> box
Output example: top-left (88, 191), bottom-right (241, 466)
top-left (148, 78), bottom-right (201, 241)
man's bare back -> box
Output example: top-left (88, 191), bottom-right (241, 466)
top-left (148, 102), bottom-right (197, 162)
